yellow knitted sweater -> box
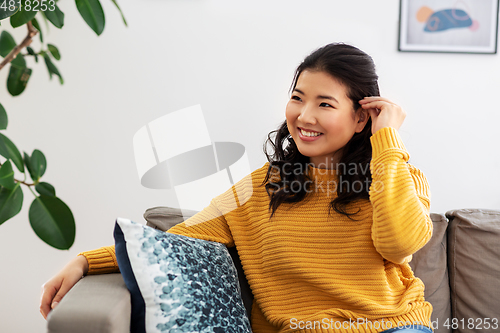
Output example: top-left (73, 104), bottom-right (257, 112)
top-left (81, 127), bottom-right (433, 333)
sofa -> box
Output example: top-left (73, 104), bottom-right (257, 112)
top-left (46, 207), bottom-right (500, 333)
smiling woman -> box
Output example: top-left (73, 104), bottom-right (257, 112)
top-left (286, 70), bottom-right (369, 167)
top-left (264, 43), bottom-right (381, 218)
top-left (41, 43), bottom-right (433, 333)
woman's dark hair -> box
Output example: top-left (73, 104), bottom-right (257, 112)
top-left (263, 43), bottom-right (380, 218)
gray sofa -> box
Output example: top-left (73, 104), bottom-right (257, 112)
top-left (46, 208), bottom-right (500, 333)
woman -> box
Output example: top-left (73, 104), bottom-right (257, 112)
top-left (41, 43), bottom-right (433, 333)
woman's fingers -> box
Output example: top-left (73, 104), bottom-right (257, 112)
top-left (360, 97), bottom-right (397, 108)
top-left (40, 275), bottom-right (81, 319)
top-left (367, 108), bottom-right (380, 118)
top-left (359, 97), bottom-right (406, 134)
top-left (359, 96), bottom-right (396, 104)
top-left (51, 275), bottom-right (82, 306)
top-left (40, 255), bottom-right (88, 320)
top-left (40, 278), bottom-right (61, 319)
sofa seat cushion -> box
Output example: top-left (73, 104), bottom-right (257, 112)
top-left (114, 218), bottom-right (252, 333)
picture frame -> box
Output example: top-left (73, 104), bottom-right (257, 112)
top-left (398, 0), bottom-right (499, 54)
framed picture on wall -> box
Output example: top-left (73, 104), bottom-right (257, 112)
top-left (398, 0), bottom-right (499, 53)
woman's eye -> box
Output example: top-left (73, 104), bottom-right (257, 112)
top-left (291, 95), bottom-right (301, 101)
top-left (320, 102), bottom-right (333, 108)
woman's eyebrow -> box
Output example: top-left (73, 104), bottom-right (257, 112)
top-left (294, 88), bottom-right (339, 104)
top-left (317, 95), bottom-right (339, 104)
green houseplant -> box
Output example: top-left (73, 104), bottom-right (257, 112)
top-left (0, 0), bottom-right (126, 250)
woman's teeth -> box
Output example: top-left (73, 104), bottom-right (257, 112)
top-left (300, 129), bottom-right (322, 137)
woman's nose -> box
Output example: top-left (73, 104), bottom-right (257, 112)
top-left (297, 105), bottom-right (316, 124)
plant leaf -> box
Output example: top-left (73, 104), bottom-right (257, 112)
top-left (29, 195), bottom-right (75, 250)
top-left (0, 185), bottom-right (23, 226)
top-left (0, 160), bottom-right (16, 190)
top-left (43, 53), bottom-right (63, 84)
top-left (110, 0), bottom-right (127, 26)
top-left (0, 133), bottom-right (24, 172)
top-left (23, 151), bottom-right (31, 175)
top-left (75, 0), bottom-right (105, 36)
top-left (24, 150), bottom-right (45, 182)
top-left (23, 150), bottom-right (36, 181)
top-left (31, 17), bottom-right (43, 43)
top-left (10, 0), bottom-right (38, 28)
top-left (0, 0), bottom-right (20, 20)
top-left (43, 2), bottom-right (64, 28)
top-left (47, 44), bottom-right (60, 60)
top-left (0, 30), bottom-right (16, 57)
top-left (11, 52), bottom-right (26, 67)
top-left (35, 182), bottom-right (55, 197)
top-left (7, 63), bottom-right (32, 96)
top-left (29, 149), bottom-right (46, 181)
top-left (0, 102), bottom-right (7, 130)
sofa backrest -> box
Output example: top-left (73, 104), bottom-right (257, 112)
top-left (446, 209), bottom-right (500, 333)
top-left (411, 209), bottom-right (500, 333)
top-left (410, 213), bottom-right (451, 333)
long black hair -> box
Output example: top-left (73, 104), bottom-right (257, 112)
top-left (263, 43), bottom-right (380, 218)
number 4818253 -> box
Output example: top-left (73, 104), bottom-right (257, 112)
top-left (0, 0), bottom-right (56, 12)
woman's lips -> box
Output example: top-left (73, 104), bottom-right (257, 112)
top-left (298, 127), bottom-right (323, 141)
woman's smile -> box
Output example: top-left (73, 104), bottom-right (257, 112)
top-left (298, 127), bottom-right (323, 141)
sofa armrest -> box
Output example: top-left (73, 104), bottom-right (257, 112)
top-left (47, 273), bottom-right (131, 333)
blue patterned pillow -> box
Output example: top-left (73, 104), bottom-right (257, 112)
top-left (114, 218), bottom-right (252, 333)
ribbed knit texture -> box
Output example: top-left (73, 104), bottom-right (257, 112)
top-left (78, 245), bottom-right (118, 275)
top-left (81, 127), bottom-right (433, 333)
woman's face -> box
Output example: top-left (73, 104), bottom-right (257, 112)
top-left (285, 70), bottom-right (368, 169)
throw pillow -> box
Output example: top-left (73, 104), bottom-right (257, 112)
top-left (114, 218), bottom-right (252, 333)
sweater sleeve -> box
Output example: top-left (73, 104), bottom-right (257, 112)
top-left (369, 127), bottom-right (433, 264)
top-left (167, 197), bottom-right (234, 246)
top-left (168, 163), bottom-right (266, 244)
top-left (79, 245), bottom-right (120, 275)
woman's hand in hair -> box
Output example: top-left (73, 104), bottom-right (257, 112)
top-left (359, 97), bottom-right (406, 135)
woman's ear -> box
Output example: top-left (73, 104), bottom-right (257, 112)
top-left (355, 108), bottom-right (369, 133)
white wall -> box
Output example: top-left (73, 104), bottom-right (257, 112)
top-left (0, 0), bottom-right (499, 331)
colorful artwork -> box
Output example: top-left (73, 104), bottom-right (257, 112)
top-left (398, 0), bottom-right (499, 53)
top-left (417, 6), bottom-right (479, 32)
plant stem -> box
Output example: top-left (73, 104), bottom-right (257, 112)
top-left (19, 169), bottom-right (35, 187)
top-left (0, 162), bottom-right (35, 187)
top-left (16, 179), bottom-right (35, 187)
top-left (28, 183), bottom-right (38, 197)
top-left (0, 22), bottom-right (38, 71)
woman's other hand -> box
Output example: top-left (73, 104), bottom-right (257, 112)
top-left (359, 97), bottom-right (406, 135)
top-left (40, 255), bottom-right (89, 319)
